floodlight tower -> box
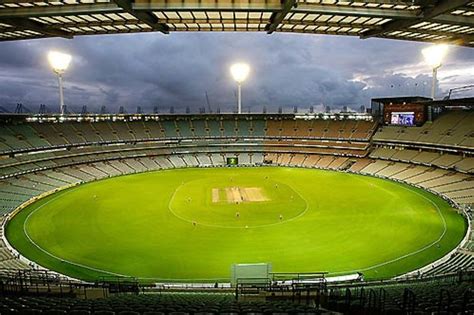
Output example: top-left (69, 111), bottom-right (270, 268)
top-left (48, 51), bottom-right (72, 116)
top-left (422, 44), bottom-right (449, 100)
top-left (422, 44), bottom-right (448, 122)
top-left (230, 63), bottom-right (250, 114)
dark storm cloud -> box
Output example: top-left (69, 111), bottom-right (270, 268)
top-left (0, 32), bottom-right (473, 113)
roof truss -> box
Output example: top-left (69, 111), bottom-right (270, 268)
top-left (266, 0), bottom-right (297, 34)
top-left (113, 0), bottom-right (169, 34)
top-left (360, 0), bottom-right (472, 38)
top-left (0, 0), bottom-right (472, 47)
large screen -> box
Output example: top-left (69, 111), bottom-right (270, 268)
top-left (390, 112), bottom-right (415, 126)
top-left (227, 157), bottom-right (238, 165)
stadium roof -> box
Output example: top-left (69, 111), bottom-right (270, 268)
top-left (372, 96), bottom-right (474, 106)
top-left (0, 1), bottom-right (473, 46)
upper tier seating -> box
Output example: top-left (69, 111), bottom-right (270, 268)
top-left (374, 110), bottom-right (474, 150)
top-left (266, 119), bottom-right (376, 140)
top-left (0, 117), bottom-right (377, 155)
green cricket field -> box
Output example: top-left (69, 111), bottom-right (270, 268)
top-left (5, 167), bottom-right (467, 282)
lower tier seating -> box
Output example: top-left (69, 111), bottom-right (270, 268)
top-left (422, 252), bottom-right (474, 277)
top-left (0, 277), bottom-right (472, 315)
top-left (327, 276), bottom-right (473, 314)
top-left (370, 147), bottom-right (474, 174)
top-left (0, 293), bottom-right (325, 315)
top-left (359, 159), bottom-right (474, 205)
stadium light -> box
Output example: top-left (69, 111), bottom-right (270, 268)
top-left (230, 63), bottom-right (250, 114)
top-left (422, 44), bottom-right (448, 100)
top-left (48, 51), bottom-right (72, 116)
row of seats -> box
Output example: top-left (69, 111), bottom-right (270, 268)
top-left (0, 216), bottom-right (29, 270)
top-left (264, 139), bottom-right (368, 157)
top-left (263, 153), bottom-right (352, 171)
top-left (327, 277), bottom-right (473, 314)
top-left (0, 293), bottom-right (324, 315)
top-left (265, 119), bottom-right (375, 140)
top-left (370, 147), bottom-right (474, 174)
top-left (422, 252), bottom-right (474, 276)
top-left (0, 118), bottom-right (377, 154)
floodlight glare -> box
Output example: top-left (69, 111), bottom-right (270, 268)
top-left (421, 44), bottom-right (449, 120)
top-left (48, 51), bottom-right (72, 116)
top-left (421, 44), bottom-right (449, 103)
top-left (230, 63), bottom-right (250, 84)
top-left (230, 63), bottom-right (250, 114)
top-left (48, 51), bottom-right (72, 74)
top-left (422, 44), bottom-right (448, 69)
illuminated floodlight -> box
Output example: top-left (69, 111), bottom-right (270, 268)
top-left (422, 44), bottom-right (448, 69)
top-left (48, 51), bottom-right (71, 74)
top-left (48, 51), bottom-right (72, 115)
top-left (230, 63), bottom-right (250, 84)
top-left (421, 44), bottom-right (449, 122)
top-left (230, 63), bottom-right (250, 114)
top-left (421, 44), bottom-right (449, 102)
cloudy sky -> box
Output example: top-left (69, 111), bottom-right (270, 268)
top-left (0, 32), bottom-right (473, 114)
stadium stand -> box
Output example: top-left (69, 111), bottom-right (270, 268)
top-left (0, 111), bottom-right (472, 312)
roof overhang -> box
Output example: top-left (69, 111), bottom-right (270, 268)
top-left (0, 0), bottom-right (472, 46)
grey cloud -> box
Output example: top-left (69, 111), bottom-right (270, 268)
top-left (0, 32), bottom-right (473, 113)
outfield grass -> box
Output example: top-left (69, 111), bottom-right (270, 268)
top-left (6, 167), bottom-right (467, 282)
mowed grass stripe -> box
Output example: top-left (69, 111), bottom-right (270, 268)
top-left (6, 167), bottom-right (467, 282)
